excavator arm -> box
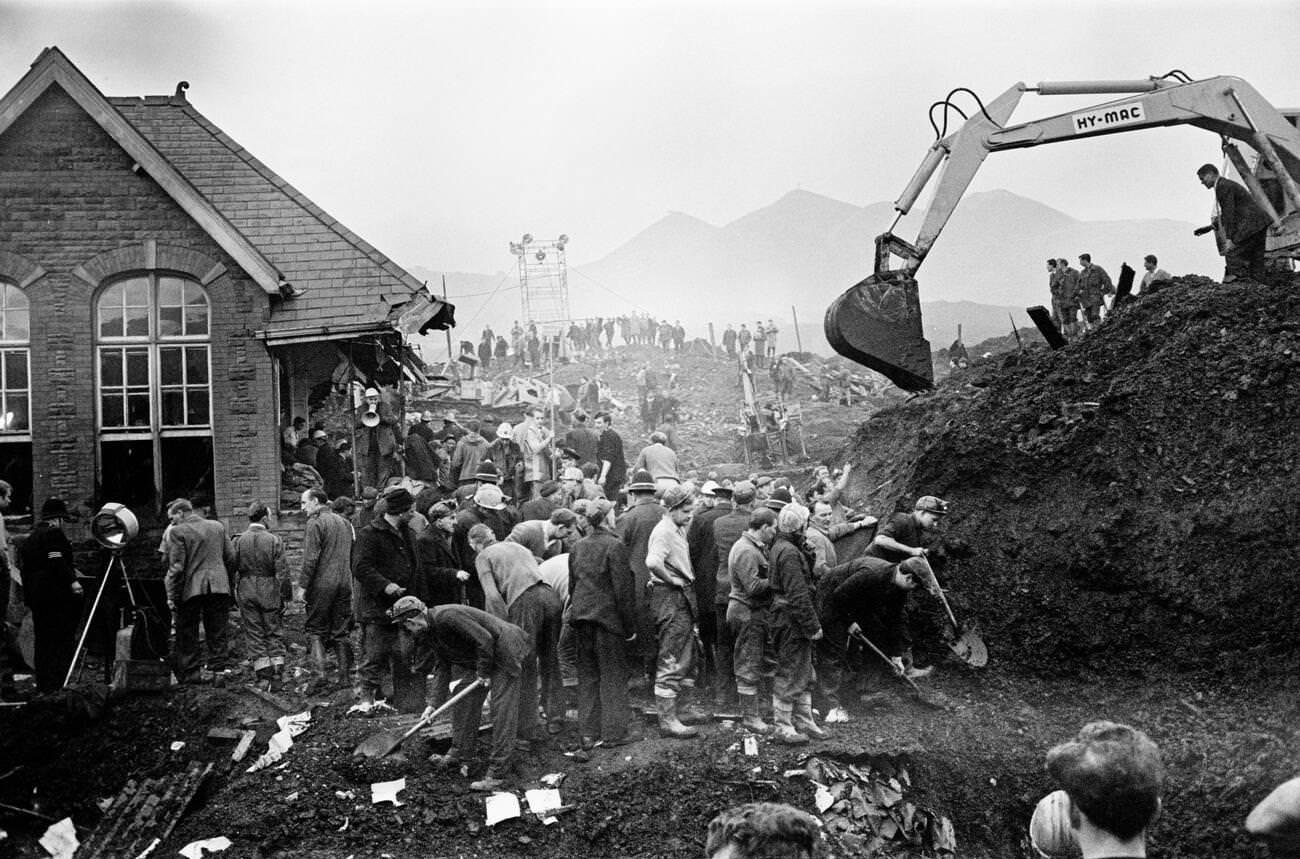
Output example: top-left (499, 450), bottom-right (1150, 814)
top-left (827, 75), bottom-right (1300, 391)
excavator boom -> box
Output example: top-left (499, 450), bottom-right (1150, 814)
top-left (828, 74), bottom-right (1300, 391)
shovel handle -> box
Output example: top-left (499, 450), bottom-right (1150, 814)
top-left (392, 677), bottom-right (485, 748)
top-left (850, 629), bottom-right (925, 696)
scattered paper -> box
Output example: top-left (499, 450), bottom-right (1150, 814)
top-left (134, 837), bottom-right (160, 859)
top-left (39, 817), bottom-right (78, 859)
top-left (246, 711), bottom-right (313, 773)
top-left (525, 788), bottom-right (563, 824)
top-left (814, 783), bottom-right (834, 814)
top-left (743, 736), bottom-right (759, 756)
top-left (335, 790), bottom-right (356, 800)
top-left (170, 741), bottom-right (186, 752)
top-left (370, 778), bottom-right (406, 807)
top-left (484, 791), bottom-right (521, 827)
top-left (284, 792), bottom-right (299, 802)
top-left (538, 773), bottom-right (566, 788)
top-left (347, 699), bottom-right (396, 716)
top-left (178, 836), bottom-right (232, 858)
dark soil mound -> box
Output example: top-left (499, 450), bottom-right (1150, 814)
top-left (840, 274), bottom-right (1300, 679)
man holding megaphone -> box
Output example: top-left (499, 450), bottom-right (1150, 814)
top-left (356, 387), bottom-right (403, 493)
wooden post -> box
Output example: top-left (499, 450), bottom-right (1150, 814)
top-left (441, 275), bottom-right (453, 363)
top-left (708, 322), bottom-right (716, 356)
top-left (791, 305), bottom-right (803, 353)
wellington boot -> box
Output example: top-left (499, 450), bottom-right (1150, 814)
top-left (794, 693), bottom-right (829, 741)
top-left (308, 635), bottom-right (328, 680)
top-left (655, 695), bottom-right (698, 739)
top-left (335, 641), bottom-right (355, 687)
top-left (677, 693), bottom-right (712, 726)
top-left (772, 699), bottom-right (808, 746)
top-left (738, 693), bottom-right (771, 735)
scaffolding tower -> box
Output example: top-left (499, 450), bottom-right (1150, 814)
top-left (510, 233), bottom-right (571, 334)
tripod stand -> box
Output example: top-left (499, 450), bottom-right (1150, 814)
top-left (63, 549), bottom-right (139, 688)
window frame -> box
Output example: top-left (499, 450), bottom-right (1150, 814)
top-left (0, 282), bottom-right (32, 443)
top-left (94, 273), bottom-right (214, 509)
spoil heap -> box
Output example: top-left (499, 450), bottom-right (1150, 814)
top-left (840, 274), bottom-right (1300, 678)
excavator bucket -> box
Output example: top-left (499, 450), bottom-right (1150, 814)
top-left (825, 271), bottom-right (934, 391)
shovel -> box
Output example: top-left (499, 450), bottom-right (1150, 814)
top-left (850, 629), bottom-right (943, 710)
top-left (931, 588), bottom-right (988, 668)
top-left (353, 677), bottom-right (485, 759)
top-left (911, 557), bottom-right (987, 667)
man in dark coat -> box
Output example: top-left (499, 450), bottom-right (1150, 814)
top-left (1198, 163), bottom-right (1272, 282)
top-left (415, 501), bottom-right (470, 607)
top-left (301, 488), bottom-right (355, 686)
top-left (313, 432), bottom-right (353, 499)
top-left (595, 412), bottom-right (628, 502)
top-left (687, 481), bottom-right (732, 701)
top-left (165, 498), bottom-right (235, 684)
top-left (615, 469), bottom-right (662, 681)
top-left (355, 387), bottom-right (402, 491)
top-left (351, 485), bottom-right (420, 708)
top-left (569, 499), bottom-right (639, 746)
top-left (20, 498), bottom-right (84, 691)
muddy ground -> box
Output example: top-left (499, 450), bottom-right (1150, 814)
top-left (4, 275), bottom-right (1299, 857)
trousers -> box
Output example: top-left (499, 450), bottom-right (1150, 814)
top-left (174, 594), bottom-right (231, 680)
top-left (650, 584), bottom-right (695, 699)
top-left (573, 621), bottom-right (631, 741)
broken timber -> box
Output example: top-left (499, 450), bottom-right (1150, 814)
top-left (78, 760), bottom-right (213, 858)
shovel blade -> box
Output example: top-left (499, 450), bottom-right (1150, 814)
top-left (948, 626), bottom-right (988, 668)
top-left (353, 730), bottom-right (403, 759)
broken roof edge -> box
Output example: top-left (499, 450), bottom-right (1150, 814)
top-left (259, 295), bottom-right (454, 346)
top-left (0, 47), bottom-right (284, 296)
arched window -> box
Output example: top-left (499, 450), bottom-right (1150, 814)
top-left (96, 275), bottom-right (213, 510)
top-left (0, 282), bottom-right (31, 513)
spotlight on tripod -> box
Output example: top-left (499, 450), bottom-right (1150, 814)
top-left (64, 503), bottom-right (143, 688)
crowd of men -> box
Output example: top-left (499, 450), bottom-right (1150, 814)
top-left (112, 395), bottom-right (955, 794)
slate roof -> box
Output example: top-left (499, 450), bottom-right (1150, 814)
top-left (111, 94), bottom-right (437, 337)
top-left (0, 48), bottom-right (447, 341)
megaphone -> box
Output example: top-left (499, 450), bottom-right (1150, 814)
top-left (362, 410), bottom-right (381, 428)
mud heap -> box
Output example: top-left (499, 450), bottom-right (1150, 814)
top-left (840, 274), bottom-right (1300, 678)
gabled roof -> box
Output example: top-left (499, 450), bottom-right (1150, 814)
top-left (0, 47), bottom-right (451, 337)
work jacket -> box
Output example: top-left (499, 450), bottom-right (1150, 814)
top-left (352, 515), bottom-right (418, 623)
top-left (568, 528), bottom-right (637, 637)
top-left (233, 523), bottom-right (290, 611)
top-left (301, 508), bottom-right (354, 599)
top-left (166, 513), bottom-right (234, 605)
top-left (427, 604), bottom-right (532, 706)
top-left (768, 533), bottom-right (820, 640)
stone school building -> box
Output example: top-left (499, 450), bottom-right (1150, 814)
top-left (0, 47), bottom-right (449, 530)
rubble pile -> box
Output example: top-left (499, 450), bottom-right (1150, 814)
top-left (839, 274), bottom-right (1300, 677)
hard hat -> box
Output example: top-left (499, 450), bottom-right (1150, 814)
top-left (700, 480), bottom-right (720, 497)
top-left (473, 484), bottom-right (506, 510)
top-left (1029, 790), bottom-right (1078, 858)
top-left (562, 467), bottom-right (584, 482)
top-left (627, 470), bottom-right (656, 492)
top-left (364, 387), bottom-right (380, 398)
top-left (914, 495), bottom-right (951, 515)
top-left (495, 422), bottom-right (514, 441)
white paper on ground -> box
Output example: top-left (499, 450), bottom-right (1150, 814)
top-left (370, 778), bottom-right (406, 806)
top-left (178, 836), bottom-right (233, 858)
top-left (525, 788), bottom-right (562, 824)
top-left (39, 818), bottom-right (78, 859)
top-left (814, 782), bottom-right (834, 814)
top-left (484, 791), bottom-right (521, 826)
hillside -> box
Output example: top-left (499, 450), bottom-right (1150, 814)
top-left (836, 274), bottom-right (1300, 679)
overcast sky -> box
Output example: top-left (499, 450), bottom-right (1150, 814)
top-left (3, 0), bottom-right (1298, 285)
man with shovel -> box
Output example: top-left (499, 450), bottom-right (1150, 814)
top-left (389, 596), bottom-right (531, 792)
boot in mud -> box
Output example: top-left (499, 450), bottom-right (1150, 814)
top-left (656, 695), bottom-right (699, 739)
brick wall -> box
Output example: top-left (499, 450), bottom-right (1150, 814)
top-left (0, 84), bottom-right (279, 526)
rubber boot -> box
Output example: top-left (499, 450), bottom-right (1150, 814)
top-left (794, 692), bottom-right (829, 740)
top-left (308, 635), bottom-right (328, 681)
top-left (677, 688), bottom-right (712, 726)
top-left (655, 695), bottom-right (698, 739)
top-left (772, 699), bottom-right (808, 745)
top-left (336, 641), bottom-right (355, 687)
top-left (739, 693), bottom-right (771, 735)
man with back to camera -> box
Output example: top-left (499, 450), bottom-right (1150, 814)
top-left (300, 488), bottom-right (355, 687)
top-left (165, 497), bottom-right (234, 685)
top-left (1038, 720), bottom-right (1165, 859)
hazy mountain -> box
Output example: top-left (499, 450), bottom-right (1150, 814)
top-left (412, 187), bottom-right (1222, 359)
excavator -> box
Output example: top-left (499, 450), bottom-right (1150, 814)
top-left (826, 73), bottom-right (1300, 391)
